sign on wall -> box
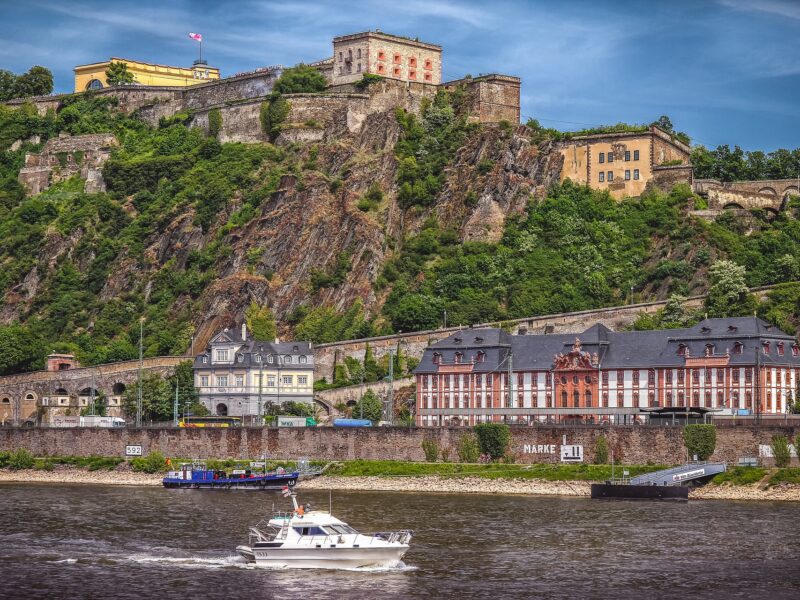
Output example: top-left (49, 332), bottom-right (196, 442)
top-left (560, 444), bottom-right (584, 463)
top-left (521, 435), bottom-right (584, 463)
top-left (125, 445), bottom-right (143, 456)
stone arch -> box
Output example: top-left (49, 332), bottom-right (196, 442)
top-left (763, 206), bottom-right (780, 219)
top-left (216, 403), bottom-right (228, 416)
top-left (85, 79), bottom-right (104, 90)
top-left (722, 202), bottom-right (745, 210)
top-left (24, 391), bottom-right (37, 402)
top-left (783, 185), bottom-right (799, 196)
top-left (54, 387), bottom-right (68, 395)
top-left (758, 187), bottom-right (777, 196)
top-left (313, 398), bottom-right (332, 415)
top-left (112, 382), bottom-right (126, 395)
top-left (1, 397), bottom-right (10, 405)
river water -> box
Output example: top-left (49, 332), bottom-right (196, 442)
top-left (0, 484), bottom-right (799, 599)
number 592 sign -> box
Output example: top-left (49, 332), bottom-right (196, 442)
top-left (125, 445), bottom-right (143, 456)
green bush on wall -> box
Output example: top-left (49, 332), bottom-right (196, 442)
top-left (456, 432), bottom-right (481, 463)
top-left (474, 423), bottom-right (511, 460)
top-left (771, 435), bottom-right (791, 468)
top-left (594, 434), bottom-right (609, 464)
top-left (208, 108), bottom-right (222, 138)
top-left (683, 424), bottom-right (717, 460)
top-left (422, 438), bottom-right (439, 462)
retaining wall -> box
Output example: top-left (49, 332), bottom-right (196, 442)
top-left (1, 425), bottom-right (796, 465)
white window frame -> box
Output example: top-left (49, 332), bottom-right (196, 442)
top-left (216, 349), bottom-right (229, 362)
top-left (607, 171), bottom-right (614, 182)
top-left (282, 375), bottom-right (293, 386)
top-left (217, 375), bottom-right (229, 388)
top-left (298, 375), bottom-right (308, 385)
top-left (201, 376), bottom-right (209, 387)
top-left (599, 172), bottom-right (605, 182)
top-left (633, 169), bottom-right (640, 180)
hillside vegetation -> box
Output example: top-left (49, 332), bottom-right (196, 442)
top-left (1, 83), bottom-right (800, 376)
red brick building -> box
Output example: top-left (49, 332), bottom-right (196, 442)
top-left (414, 318), bottom-right (800, 426)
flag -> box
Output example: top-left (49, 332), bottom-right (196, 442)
top-left (281, 486), bottom-right (291, 497)
top-left (188, 32), bottom-right (202, 42)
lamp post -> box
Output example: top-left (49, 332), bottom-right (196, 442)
top-left (257, 359), bottom-right (263, 426)
top-left (136, 317), bottom-right (144, 428)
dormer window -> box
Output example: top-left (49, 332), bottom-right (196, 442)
top-left (453, 337), bottom-right (462, 344)
top-left (433, 352), bottom-right (441, 365)
top-left (734, 342), bottom-right (743, 355)
top-left (202, 356), bottom-right (208, 364)
top-left (300, 355), bottom-right (307, 364)
top-left (237, 355), bottom-right (243, 363)
top-left (474, 337), bottom-right (484, 344)
top-left (255, 355), bottom-right (261, 363)
top-left (763, 341), bottom-right (770, 354)
top-left (793, 345), bottom-right (799, 357)
top-left (216, 349), bottom-right (229, 361)
top-left (677, 344), bottom-right (687, 356)
top-left (477, 351), bottom-right (486, 363)
top-left (701, 326), bottom-right (711, 334)
top-left (455, 352), bottom-right (463, 364)
top-left (705, 344), bottom-right (714, 357)
top-left (728, 325), bottom-right (738, 332)
top-left (293, 345), bottom-right (299, 352)
top-left (268, 355), bottom-right (273, 363)
top-left (777, 342), bottom-right (785, 356)
top-left (285, 355), bottom-right (292, 364)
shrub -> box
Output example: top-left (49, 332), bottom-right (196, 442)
top-left (131, 451), bottom-right (167, 474)
top-left (422, 438), bottom-right (439, 462)
top-left (456, 432), bottom-right (481, 463)
top-left (683, 424), bottom-right (716, 460)
top-left (103, 154), bottom-right (195, 195)
top-left (474, 423), bottom-right (511, 460)
top-left (440, 447), bottom-right (451, 463)
top-left (260, 95), bottom-right (291, 141)
top-left (272, 65), bottom-right (327, 95)
top-left (0, 451), bottom-right (10, 468)
top-left (354, 73), bottom-right (383, 92)
top-left (208, 108), bottom-right (222, 138)
top-left (594, 435), bottom-right (609, 464)
top-left (771, 435), bottom-right (791, 468)
top-left (477, 159), bottom-right (495, 174)
top-left (8, 448), bottom-right (35, 470)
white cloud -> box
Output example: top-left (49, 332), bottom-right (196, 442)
top-left (717, 0), bottom-right (800, 20)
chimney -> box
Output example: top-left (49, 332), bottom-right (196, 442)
top-left (242, 323), bottom-right (247, 340)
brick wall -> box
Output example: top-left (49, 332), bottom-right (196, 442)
top-left (0, 424), bottom-right (795, 465)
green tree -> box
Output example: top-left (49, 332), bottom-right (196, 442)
top-left (474, 423), bottom-right (511, 460)
top-left (122, 372), bottom-right (172, 423)
top-left (105, 62), bottom-right (136, 86)
top-left (353, 389), bottom-right (383, 422)
top-left (705, 260), bottom-right (755, 318)
top-left (771, 435), bottom-right (791, 468)
top-left (246, 302), bottom-right (277, 340)
top-left (0, 323), bottom-right (47, 375)
top-left (363, 343), bottom-right (381, 382)
top-left (0, 69), bottom-right (16, 102)
top-left (456, 432), bottom-right (481, 462)
top-left (651, 115), bottom-right (673, 132)
top-left (390, 294), bottom-right (442, 332)
top-left (260, 94), bottom-right (291, 141)
top-left (272, 64), bottom-right (327, 95)
top-left (12, 66), bottom-right (53, 98)
top-left (208, 108), bottom-right (222, 138)
top-left (422, 438), bottom-right (439, 462)
top-left (683, 424), bottom-right (717, 460)
top-left (594, 434), bottom-right (609, 464)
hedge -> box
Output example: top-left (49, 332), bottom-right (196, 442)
top-left (103, 154), bottom-right (196, 195)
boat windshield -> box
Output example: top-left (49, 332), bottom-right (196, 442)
top-left (324, 524), bottom-right (358, 535)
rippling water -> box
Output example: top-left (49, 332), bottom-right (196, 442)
top-left (1, 483), bottom-right (799, 599)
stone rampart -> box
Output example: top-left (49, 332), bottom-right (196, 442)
top-left (0, 424), bottom-right (795, 466)
top-left (694, 178), bottom-right (799, 212)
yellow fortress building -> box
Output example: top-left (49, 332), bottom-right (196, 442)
top-left (73, 57), bottom-right (220, 92)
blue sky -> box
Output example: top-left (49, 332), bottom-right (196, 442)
top-left (1, 0), bottom-right (799, 151)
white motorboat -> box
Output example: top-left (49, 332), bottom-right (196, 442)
top-left (236, 490), bottom-right (412, 569)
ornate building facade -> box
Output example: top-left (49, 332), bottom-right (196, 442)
top-left (193, 325), bottom-right (314, 419)
top-left (74, 57), bottom-right (220, 92)
top-left (414, 317), bottom-right (800, 426)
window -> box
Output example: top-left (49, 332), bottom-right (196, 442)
top-left (633, 150), bottom-right (640, 160)
top-left (298, 375), bottom-right (308, 385)
top-left (692, 370), bottom-right (699, 384)
top-left (733, 369), bottom-right (740, 383)
top-left (393, 67), bottom-right (401, 77)
top-left (649, 391), bottom-right (657, 407)
top-left (424, 58), bottom-right (432, 69)
top-left (202, 356), bottom-right (208, 364)
top-left (666, 370), bottom-right (673, 384)
top-left (201, 376), bottom-right (209, 387)
top-left (267, 376), bottom-right (276, 387)
top-left (476, 374), bottom-right (482, 387)
top-left (678, 370), bottom-right (685, 384)
top-left (409, 56), bottom-right (417, 67)
top-left (602, 372), bottom-right (609, 386)
top-left (42, 398), bottom-right (49, 406)
top-left (267, 355), bottom-right (274, 363)
top-left (607, 152), bottom-right (614, 162)
top-left (409, 69), bottom-right (416, 79)
top-left (455, 352), bottom-right (463, 364)
top-left (735, 342), bottom-right (743, 354)
top-left (763, 341), bottom-right (770, 354)
top-left (394, 53), bottom-right (401, 64)
top-left (599, 172), bottom-right (605, 182)
top-left (633, 371), bottom-right (639, 386)
top-left (285, 355), bottom-right (292, 364)
top-left (585, 390), bottom-right (592, 407)
top-left (625, 170), bottom-right (631, 180)
top-left (378, 50), bottom-right (385, 60)
top-left (777, 342), bottom-right (784, 356)
top-left (717, 368), bottom-right (724, 382)
top-left (357, 48), bottom-right (361, 59)
top-left (235, 375), bottom-right (244, 387)
top-left (283, 375), bottom-right (293, 385)
top-left (666, 391), bottom-right (673, 406)
top-left (573, 390), bottom-right (580, 407)
top-left (237, 355), bottom-right (243, 363)
top-left (625, 150), bottom-right (631, 161)
top-left (705, 344), bottom-right (714, 356)
top-left (217, 376), bottom-right (228, 388)
top-left (348, 49), bottom-right (353, 61)
top-left (216, 349), bottom-right (229, 361)
top-left (424, 72), bottom-right (432, 82)
top-left (704, 369), bottom-right (711, 384)
top-left (357, 63), bottom-right (361, 73)
top-left (745, 368), bottom-right (752, 383)
top-left (377, 64), bottom-right (386, 74)
top-left (338, 51), bottom-right (343, 61)
top-left (599, 153), bottom-right (605, 164)
top-left (255, 354), bottom-right (261, 363)
top-left (678, 343), bottom-right (687, 356)
top-left (299, 355), bottom-right (307, 364)
top-left (561, 390), bottom-right (568, 407)
top-left (793, 345), bottom-right (799, 356)
top-left (633, 169), bottom-right (640, 180)
top-left (607, 171), bottom-right (614, 182)
top-left (717, 390), bottom-right (724, 406)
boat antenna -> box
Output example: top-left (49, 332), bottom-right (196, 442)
top-left (329, 488), bottom-right (332, 514)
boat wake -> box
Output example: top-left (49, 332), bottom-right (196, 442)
top-left (341, 560), bottom-right (417, 573)
top-left (126, 554), bottom-right (253, 569)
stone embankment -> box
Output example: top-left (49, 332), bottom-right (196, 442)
top-left (2, 468), bottom-right (798, 501)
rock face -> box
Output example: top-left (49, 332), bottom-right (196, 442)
top-left (5, 92), bottom-right (564, 351)
top-left (17, 133), bottom-right (117, 196)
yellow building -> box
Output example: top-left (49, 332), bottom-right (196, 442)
top-left (73, 57), bottom-right (220, 92)
top-left (559, 126), bottom-right (690, 199)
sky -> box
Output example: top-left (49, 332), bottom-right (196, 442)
top-left (1, 0), bottom-right (800, 151)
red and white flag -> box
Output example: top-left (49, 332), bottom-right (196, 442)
top-left (188, 32), bottom-right (202, 42)
top-left (281, 486), bottom-right (291, 497)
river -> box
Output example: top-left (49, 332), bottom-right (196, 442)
top-left (0, 484), bottom-right (798, 599)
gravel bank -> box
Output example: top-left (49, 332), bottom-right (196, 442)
top-left (2, 469), bottom-right (798, 501)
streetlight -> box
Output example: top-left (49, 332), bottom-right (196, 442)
top-left (136, 317), bottom-right (144, 428)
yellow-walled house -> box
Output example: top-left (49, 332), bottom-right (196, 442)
top-left (74, 57), bottom-right (220, 92)
top-left (559, 126), bottom-right (690, 199)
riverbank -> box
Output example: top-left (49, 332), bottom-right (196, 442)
top-left (2, 467), bottom-right (799, 501)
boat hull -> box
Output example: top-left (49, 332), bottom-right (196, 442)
top-left (237, 545), bottom-right (409, 569)
top-left (591, 483), bottom-right (689, 501)
top-left (162, 473), bottom-right (298, 490)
